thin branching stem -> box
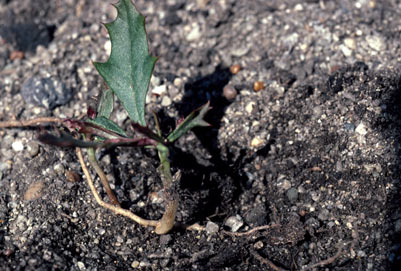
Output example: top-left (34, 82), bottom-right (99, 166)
top-left (76, 147), bottom-right (159, 228)
top-left (87, 147), bottom-right (120, 206)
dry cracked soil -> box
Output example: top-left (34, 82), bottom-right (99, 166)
top-left (1, 0), bottom-right (401, 270)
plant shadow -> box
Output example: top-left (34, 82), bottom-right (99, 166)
top-left (167, 65), bottom-right (253, 224)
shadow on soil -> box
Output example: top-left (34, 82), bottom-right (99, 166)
top-left (377, 71), bottom-right (401, 270)
top-left (166, 65), bottom-right (254, 224)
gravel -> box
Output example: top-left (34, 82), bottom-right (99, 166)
top-left (1, 0), bottom-right (401, 270)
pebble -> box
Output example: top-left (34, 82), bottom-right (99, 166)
top-left (205, 221), bottom-right (219, 234)
top-left (161, 96), bottom-right (172, 107)
top-left (254, 241), bottom-right (264, 249)
top-left (286, 188), bottom-right (298, 203)
top-left (355, 122), bottom-right (367, 135)
top-left (26, 141), bottom-right (40, 157)
top-left (24, 181), bottom-right (45, 201)
top-left (104, 40), bottom-right (112, 55)
top-left (152, 84), bottom-right (167, 96)
top-left (224, 215), bottom-right (244, 232)
top-left (366, 35), bottom-right (385, 51)
top-left (245, 102), bottom-right (255, 114)
top-left (318, 209), bottom-right (330, 221)
top-left (231, 46), bottom-right (249, 57)
top-left (21, 77), bottom-right (72, 110)
top-left (187, 24), bottom-right (201, 41)
top-left (250, 137), bottom-right (264, 148)
top-left (229, 64), bottom-right (241, 75)
top-left (77, 261), bottom-right (85, 271)
top-left (11, 140), bottom-right (24, 152)
top-left (340, 44), bottom-right (352, 57)
top-left (344, 37), bottom-right (356, 50)
top-left (131, 261), bottom-right (140, 268)
top-left (253, 81), bottom-right (265, 92)
top-left (277, 176), bottom-right (291, 191)
top-left (223, 85), bottom-right (237, 100)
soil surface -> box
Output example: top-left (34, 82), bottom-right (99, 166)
top-left (1, 0), bottom-right (401, 270)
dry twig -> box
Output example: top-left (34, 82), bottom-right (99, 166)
top-left (251, 249), bottom-right (288, 271)
top-left (0, 117), bottom-right (64, 128)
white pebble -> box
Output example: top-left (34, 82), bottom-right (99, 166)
top-left (161, 96), bottom-right (172, 107)
top-left (224, 215), bottom-right (244, 232)
top-left (355, 123), bottom-right (368, 135)
top-left (12, 140), bottom-right (24, 152)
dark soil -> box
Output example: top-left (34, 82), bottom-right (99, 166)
top-left (1, 0), bottom-right (401, 270)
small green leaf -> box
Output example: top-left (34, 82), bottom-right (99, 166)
top-left (167, 102), bottom-right (211, 143)
top-left (89, 116), bottom-right (127, 137)
top-left (97, 89), bottom-right (114, 118)
top-left (93, 0), bottom-right (157, 126)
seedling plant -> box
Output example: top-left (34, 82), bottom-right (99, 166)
top-left (0, 0), bottom-right (209, 234)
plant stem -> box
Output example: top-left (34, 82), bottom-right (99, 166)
top-left (76, 147), bottom-right (158, 228)
top-left (155, 143), bottom-right (179, 234)
top-left (87, 147), bottom-right (120, 206)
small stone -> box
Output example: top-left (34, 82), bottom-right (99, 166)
top-left (253, 81), bottom-right (265, 92)
top-left (21, 77), bottom-right (72, 109)
top-left (9, 50), bottom-right (24, 60)
top-left (318, 209), bottom-right (330, 221)
top-left (77, 261), bottom-right (85, 271)
top-left (344, 37), bottom-right (356, 50)
top-left (152, 84), bottom-right (167, 96)
top-left (173, 78), bottom-right (183, 87)
top-left (205, 221), bottom-right (219, 234)
top-left (131, 261), bottom-right (140, 268)
top-left (231, 46), bottom-right (249, 57)
top-left (161, 96), bottom-right (172, 107)
top-left (339, 44), bottom-right (352, 57)
top-left (223, 85), bottom-right (237, 100)
top-left (343, 123), bottom-right (355, 132)
top-left (104, 40), bottom-right (112, 55)
top-left (230, 64), bottom-right (241, 75)
top-left (250, 137), bottom-right (264, 148)
top-left (224, 215), bottom-right (244, 232)
top-left (65, 170), bottom-right (81, 182)
top-left (294, 3), bottom-right (303, 11)
top-left (26, 141), bottom-right (39, 157)
top-left (53, 163), bottom-right (65, 175)
top-left (187, 24), bottom-right (201, 41)
top-left (254, 241), bottom-right (264, 249)
top-left (366, 35), bottom-right (385, 51)
top-left (11, 140), bottom-right (24, 152)
top-left (286, 188), bottom-right (298, 203)
top-left (245, 102), bottom-right (256, 114)
top-left (355, 122), bottom-right (367, 135)
top-left (24, 181), bottom-right (45, 201)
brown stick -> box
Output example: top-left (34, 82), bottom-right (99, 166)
top-left (76, 147), bottom-right (159, 228)
top-left (301, 243), bottom-right (345, 271)
top-left (251, 249), bottom-right (289, 271)
top-left (0, 117), bottom-right (64, 128)
top-left (87, 147), bottom-right (120, 206)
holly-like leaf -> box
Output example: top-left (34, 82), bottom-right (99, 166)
top-left (93, 0), bottom-right (157, 126)
top-left (89, 116), bottom-right (127, 137)
top-left (167, 102), bottom-right (211, 143)
top-left (97, 89), bottom-right (114, 118)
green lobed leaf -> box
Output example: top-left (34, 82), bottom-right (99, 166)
top-left (167, 102), bottom-right (211, 143)
top-left (93, 0), bottom-right (157, 126)
top-left (97, 89), bottom-right (114, 118)
top-left (88, 116), bottom-right (127, 137)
